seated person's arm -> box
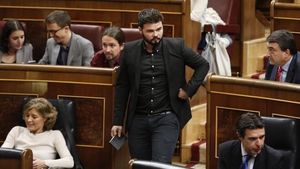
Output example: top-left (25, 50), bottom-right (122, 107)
top-left (24, 43), bottom-right (35, 64)
top-left (81, 41), bottom-right (94, 66)
top-left (44, 130), bottom-right (74, 168)
top-left (1, 126), bottom-right (19, 148)
top-left (38, 41), bottom-right (51, 64)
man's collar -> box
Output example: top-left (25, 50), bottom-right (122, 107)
top-left (241, 143), bottom-right (247, 156)
top-left (240, 142), bottom-right (258, 157)
top-left (56, 32), bottom-right (72, 49)
top-left (281, 55), bottom-right (293, 72)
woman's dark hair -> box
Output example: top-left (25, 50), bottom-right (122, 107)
top-left (0, 20), bottom-right (28, 53)
top-left (102, 26), bottom-right (125, 45)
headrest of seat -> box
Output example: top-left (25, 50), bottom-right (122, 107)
top-left (121, 28), bottom-right (142, 42)
top-left (0, 20), bottom-right (27, 32)
top-left (71, 24), bottom-right (104, 52)
top-left (0, 20), bottom-right (6, 30)
top-left (262, 117), bottom-right (298, 150)
top-left (48, 99), bottom-right (76, 131)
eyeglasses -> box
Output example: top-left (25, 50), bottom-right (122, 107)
top-left (47, 27), bottom-right (65, 35)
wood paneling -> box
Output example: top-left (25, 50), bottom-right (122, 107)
top-left (270, 1), bottom-right (300, 50)
top-left (0, 64), bottom-right (128, 169)
top-left (206, 75), bottom-right (300, 169)
top-left (242, 0), bottom-right (266, 41)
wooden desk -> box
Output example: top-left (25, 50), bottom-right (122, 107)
top-left (0, 64), bottom-right (129, 169)
top-left (206, 75), bottom-right (300, 169)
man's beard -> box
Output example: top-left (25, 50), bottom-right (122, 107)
top-left (105, 54), bottom-right (114, 61)
top-left (143, 35), bottom-right (161, 47)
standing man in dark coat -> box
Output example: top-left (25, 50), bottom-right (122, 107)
top-left (111, 8), bottom-right (209, 163)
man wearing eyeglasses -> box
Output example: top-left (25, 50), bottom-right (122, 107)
top-left (264, 29), bottom-right (300, 84)
top-left (38, 10), bottom-right (94, 66)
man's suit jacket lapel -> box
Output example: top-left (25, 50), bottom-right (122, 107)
top-left (51, 44), bottom-right (60, 64)
top-left (133, 40), bottom-right (142, 90)
top-left (253, 149), bottom-right (267, 169)
top-left (67, 34), bottom-right (77, 65)
top-left (231, 142), bottom-right (243, 169)
top-left (285, 54), bottom-right (297, 82)
top-left (270, 65), bottom-right (278, 81)
top-left (162, 39), bottom-right (171, 81)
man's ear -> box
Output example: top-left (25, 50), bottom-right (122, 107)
top-left (65, 25), bottom-right (70, 31)
top-left (285, 49), bottom-right (291, 55)
top-left (138, 26), bottom-right (142, 34)
top-left (236, 131), bottom-right (242, 140)
top-left (120, 43), bottom-right (125, 51)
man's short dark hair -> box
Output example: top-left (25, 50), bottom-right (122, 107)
top-left (45, 10), bottom-right (71, 28)
top-left (267, 29), bottom-right (297, 55)
top-left (137, 8), bottom-right (164, 28)
top-left (236, 112), bottom-right (264, 138)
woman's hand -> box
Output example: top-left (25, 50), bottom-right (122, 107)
top-left (33, 158), bottom-right (48, 169)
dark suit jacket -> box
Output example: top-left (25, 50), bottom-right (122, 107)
top-left (265, 52), bottom-right (300, 84)
top-left (218, 140), bottom-right (285, 169)
top-left (113, 38), bottom-right (209, 130)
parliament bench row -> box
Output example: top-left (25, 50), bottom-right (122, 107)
top-left (0, 20), bottom-right (141, 61)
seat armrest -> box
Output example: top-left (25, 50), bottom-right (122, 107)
top-left (132, 160), bottom-right (189, 169)
top-left (0, 148), bottom-right (33, 169)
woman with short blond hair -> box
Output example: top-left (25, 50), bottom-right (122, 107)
top-left (1, 98), bottom-right (74, 169)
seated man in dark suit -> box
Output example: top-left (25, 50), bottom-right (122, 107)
top-left (265, 29), bottom-right (300, 84)
top-left (38, 10), bottom-right (94, 66)
top-left (218, 113), bottom-right (285, 169)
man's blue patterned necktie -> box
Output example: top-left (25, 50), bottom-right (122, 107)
top-left (241, 155), bottom-right (251, 169)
